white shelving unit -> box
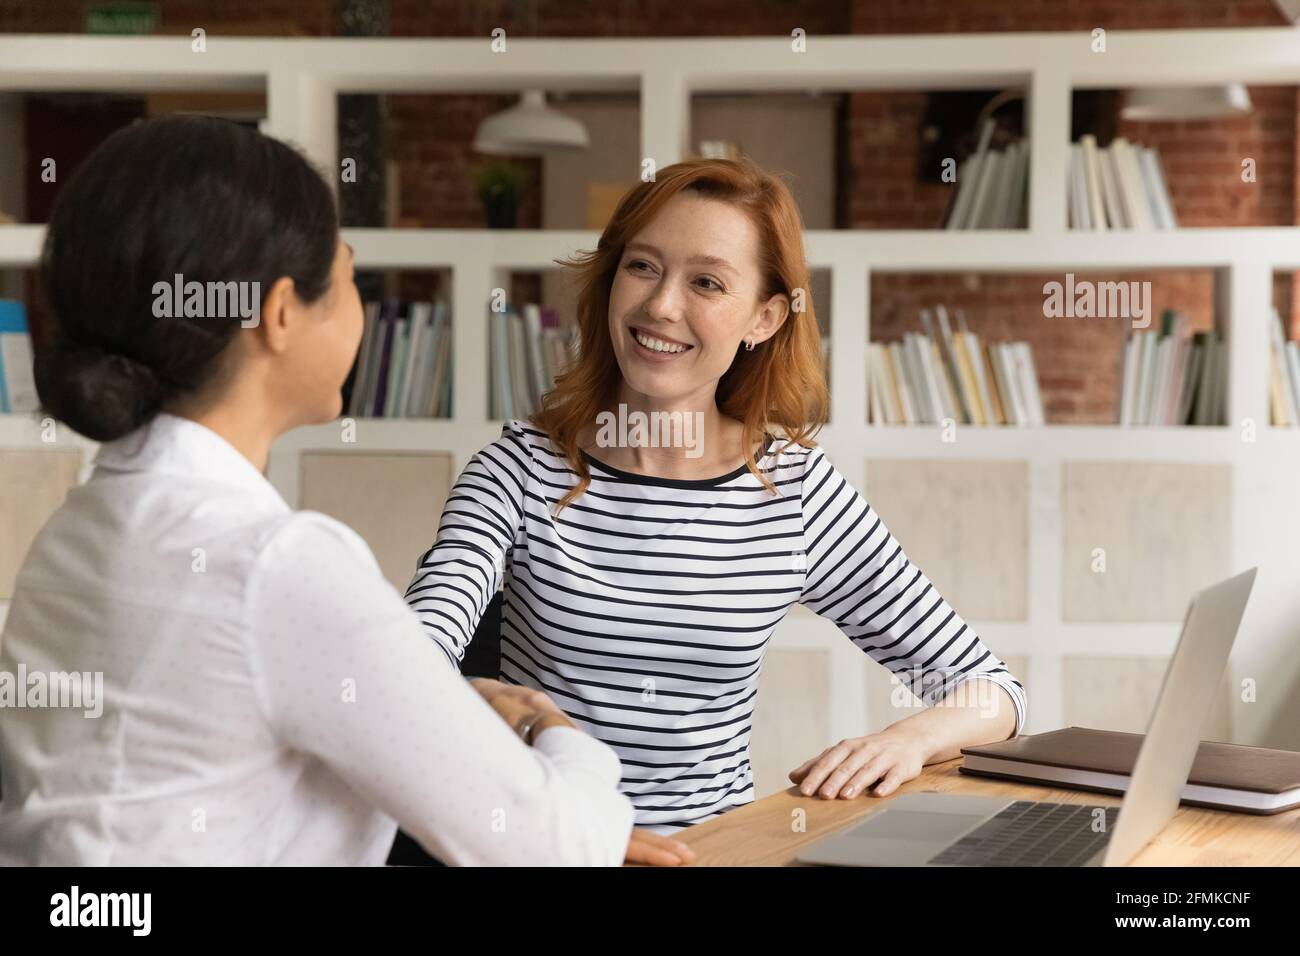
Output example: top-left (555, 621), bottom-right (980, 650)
top-left (3, 29), bottom-right (1300, 758)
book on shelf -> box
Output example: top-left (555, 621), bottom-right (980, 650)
top-left (488, 302), bottom-right (580, 421)
top-left (942, 119), bottom-right (1029, 230)
top-left (867, 308), bottom-right (1045, 426)
top-left (0, 299), bottom-right (37, 415)
top-left (1268, 306), bottom-right (1300, 427)
top-left (345, 298), bottom-right (453, 419)
top-left (1069, 136), bottom-right (1177, 231)
top-left (696, 140), bottom-right (742, 161)
top-left (1117, 308), bottom-right (1224, 426)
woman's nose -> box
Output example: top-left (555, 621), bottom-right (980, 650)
top-left (643, 278), bottom-right (685, 323)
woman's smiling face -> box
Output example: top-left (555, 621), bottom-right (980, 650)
top-left (608, 191), bottom-right (787, 405)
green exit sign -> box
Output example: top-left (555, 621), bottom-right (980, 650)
top-left (85, 2), bottom-right (159, 35)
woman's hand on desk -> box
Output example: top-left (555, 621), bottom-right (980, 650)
top-left (624, 828), bottom-right (696, 866)
top-left (788, 727), bottom-right (928, 800)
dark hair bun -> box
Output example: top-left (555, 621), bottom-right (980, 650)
top-left (35, 343), bottom-right (163, 442)
top-left (36, 114), bottom-right (338, 442)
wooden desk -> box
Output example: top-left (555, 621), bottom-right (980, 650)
top-left (677, 757), bottom-right (1300, 866)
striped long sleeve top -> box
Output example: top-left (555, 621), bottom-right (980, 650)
top-left (405, 420), bottom-right (1027, 832)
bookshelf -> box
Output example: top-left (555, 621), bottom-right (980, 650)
top-left (3, 29), bottom-right (1300, 774)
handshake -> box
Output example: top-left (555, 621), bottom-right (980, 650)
top-left (467, 677), bottom-right (696, 867)
top-left (467, 677), bottom-right (574, 743)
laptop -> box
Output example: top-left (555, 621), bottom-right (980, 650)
top-left (796, 567), bottom-right (1257, 867)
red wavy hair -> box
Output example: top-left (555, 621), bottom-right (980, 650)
top-left (531, 156), bottom-right (829, 514)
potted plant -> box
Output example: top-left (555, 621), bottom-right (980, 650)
top-left (473, 160), bottom-right (530, 229)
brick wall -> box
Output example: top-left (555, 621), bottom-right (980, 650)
top-left (0, 0), bottom-right (332, 33)
top-left (845, 1), bottom-right (1294, 423)
top-left (861, 75), bottom-right (1296, 420)
top-left (2, 0), bottom-right (1294, 422)
top-left (849, 0), bottom-right (1284, 32)
top-left (869, 270), bottom-right (1219, 423)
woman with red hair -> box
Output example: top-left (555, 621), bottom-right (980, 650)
top-left (405, 157), bottom-right (1026, 865)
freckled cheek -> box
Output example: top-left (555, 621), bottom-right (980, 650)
top-left (335, 297), bottom-right (365, 380)
top-left (608, 287), bottom-right (636, 329)
top-left (348, 314), bottom-right (364, 356)
top-left (687, 312), bottom-right (739, 358)
top-left (610, 312), bottom-right (642, 353)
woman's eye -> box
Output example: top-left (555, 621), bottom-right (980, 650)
top-left (624, 260), bottom-right (720, 292)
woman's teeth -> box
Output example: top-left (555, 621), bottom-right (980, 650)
top-left (633, 328), bottom-right (691, 353)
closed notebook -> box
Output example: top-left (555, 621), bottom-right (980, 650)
top-left (960, 726), bottom-right (1300, 815)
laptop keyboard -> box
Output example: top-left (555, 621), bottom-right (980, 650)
top-left (926, 801), bottom-right (1120, 867)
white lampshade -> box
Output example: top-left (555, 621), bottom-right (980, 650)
top-left (1120, 84), bottom-right (1253, 121)
top-left (473, 90), bottom-right (589, 155)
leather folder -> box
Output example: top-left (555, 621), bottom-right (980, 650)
top-left (959, 726), bottom-right (1300, 815)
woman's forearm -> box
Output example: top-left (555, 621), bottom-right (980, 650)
top-left (885, 679), bottom-right (1018, 765)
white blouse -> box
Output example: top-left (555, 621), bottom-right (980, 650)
top-left (0, 413), bottom-right (632, 865)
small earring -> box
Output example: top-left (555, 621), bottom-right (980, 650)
top-left (745, 339), bottom-right (755, 351)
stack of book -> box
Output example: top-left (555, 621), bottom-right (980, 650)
top-left (942, 119), bottom-right (1029, 230)
top-left (0, 299), bottom-right (36, 414)
top-left (697, 140), bottom-right (742, 161)
top-left (1268, 306), bottom-right (1300, 427)
top-left (867, 306), bottom-right (1046, 426)
top-left (346, 300), bottom-right (453, 418)
top-left (489, 303), bottom-right (580, 420)
top-left (1069, 134), bottom-right (1177, 231)
top-left (1118, 310), bottom-right (1224, 426)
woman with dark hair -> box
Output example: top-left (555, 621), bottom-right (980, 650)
top-left (404, 157), bottom-right (1027, 865)
top-left (0, 115), bottom-right (632, 865)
